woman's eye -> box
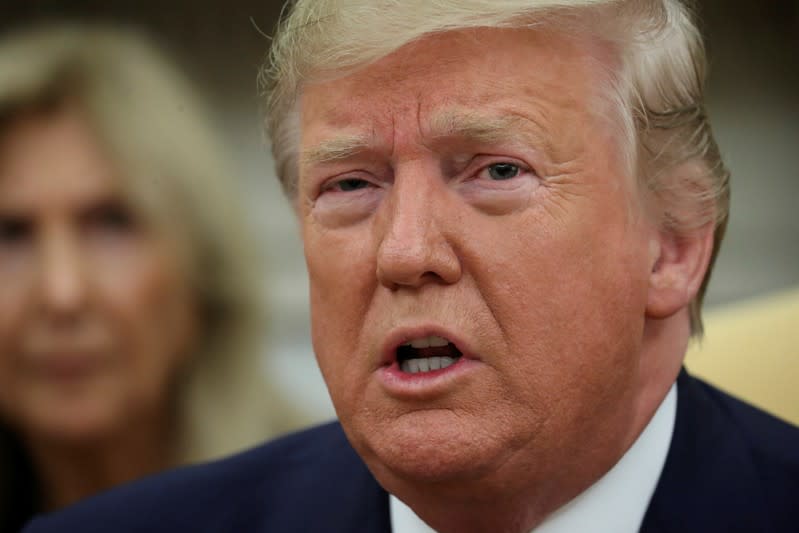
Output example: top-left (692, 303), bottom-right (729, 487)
top-left (0, 216), bottom-right (32, 245)
top-left (83, 202), bottom-right (137, 234)
top-left (486, 163), bottom-right (521, 181)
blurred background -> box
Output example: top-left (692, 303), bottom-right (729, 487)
top-left (3, 0), bottom-right (797, 425)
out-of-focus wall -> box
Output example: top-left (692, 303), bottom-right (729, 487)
top-left (3, 0), bottom-right (797, 425)
top-left (701, 1), bottom-right (799, 304)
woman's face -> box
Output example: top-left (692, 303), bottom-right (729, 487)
top-left (0, 107), bottom-right (197, 444)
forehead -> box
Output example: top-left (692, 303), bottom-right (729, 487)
top-left (299, 27), bottom-right (616, 153)
top-left (0, 108), bottom-right (119, 210)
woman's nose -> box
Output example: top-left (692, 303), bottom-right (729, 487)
top-left (37, 227), bottom-right (89, 318)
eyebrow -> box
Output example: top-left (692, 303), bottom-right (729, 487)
top-left (300, 109), bottom-right (554, 168)
top-left (300, 133), bottom-right (373, 167)
top-left (426, 109), bottom-right (554, 155)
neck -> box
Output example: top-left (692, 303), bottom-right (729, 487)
top-left (25, 411), bottom-right (174, 511)
top-left (630, 310), bottom-right (689, 442)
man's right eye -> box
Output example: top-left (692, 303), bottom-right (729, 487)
top-left (333, 178), bottom-right (371, 192)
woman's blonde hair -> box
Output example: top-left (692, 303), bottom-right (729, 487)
top-left (0, 23), bottom-right (294, 464)
top-left (262, 0), bottom-right (730, 336)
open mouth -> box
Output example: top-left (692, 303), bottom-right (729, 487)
top-left (396, 335), bottom-right (463, 374)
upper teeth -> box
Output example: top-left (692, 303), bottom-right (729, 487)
top-left (401, 356), bottom-right (457, 374)
top-left (402, 335), bottom-right (450, 349)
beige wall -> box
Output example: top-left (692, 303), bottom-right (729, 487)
top-left (686, 287), bottom-right (799, 425)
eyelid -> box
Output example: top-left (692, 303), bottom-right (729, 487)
top-left (467, 155), bottom-right (536, 180)
top-left (80, 202), bottom-right (138, 231)
top-left (319, 172), bottom-right (380, 194)
top-left (0, 215), bottom-right (34, 241)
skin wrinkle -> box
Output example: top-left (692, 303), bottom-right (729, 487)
top-left (274, 8), bottom-right (637, 198)
top-left (301, 111), bottom-right (564, 200)
top-left (295, 91), bottom-right (582, 195)
top-left (415, 98), bottom-right (425, 159)
top-left (390, 111), bottom-right (397, 167)
top-left (300, 33), bottom-right (587, 180)
top-left (543, 182), bottom-right (595, 224)
top-left (427, 112), bottom-right (554, 169)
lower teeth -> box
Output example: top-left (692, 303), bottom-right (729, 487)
top-left (400, 356), bottom-right (457, 374)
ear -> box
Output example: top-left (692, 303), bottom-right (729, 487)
top-left (646, 223), bottom-right (715, 319)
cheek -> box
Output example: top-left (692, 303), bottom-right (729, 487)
top-left (92, 246), bottom-right (194, 391)
top-left (304, 223), bottom-right (376, 404)
top-left (0, 352), bottom-right (20, 424)
top-left (304, 216), bottom-right (376, 316)
top-left (0, 251), bottom-right (33, 342)
top-left (0, 264), bottom-right (34, 423)
top-left (95, 258), bottom-right (165, 331)
top-left (469, 201), bottom-right (650, 394)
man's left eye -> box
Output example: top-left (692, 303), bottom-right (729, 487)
top-left (486, 163), bottom-right (521, 180)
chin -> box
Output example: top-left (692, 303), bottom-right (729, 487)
top-left (30, 406), bottom-right (122, 445)
top-left (354, 409), bottom-right (511, 486)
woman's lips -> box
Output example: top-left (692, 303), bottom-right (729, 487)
top-left (29, 351), bottom-right (105, 381)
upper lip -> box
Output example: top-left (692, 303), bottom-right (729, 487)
top-left (379, 325), bottom-right (474, 368)
top-left (25, 347), bottom-right (105, 366)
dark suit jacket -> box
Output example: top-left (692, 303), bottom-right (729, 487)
top-left (22, 371), bottom-right (799, 532)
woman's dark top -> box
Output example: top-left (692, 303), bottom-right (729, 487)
top-left (0, 425), bottom-right (39, 533)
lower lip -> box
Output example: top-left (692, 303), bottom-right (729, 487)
top-left (377, 356), bottom-right (480, 398)
top-left (37, 357), bottom-right (100, 381)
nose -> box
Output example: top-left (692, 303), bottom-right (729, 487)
top-left (376, 169), bottom-right (462, 290)
top-left (37, 227), bottom-right (88, 318)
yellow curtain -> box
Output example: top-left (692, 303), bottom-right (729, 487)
top-left (686, 286), bottom-right (799, 425)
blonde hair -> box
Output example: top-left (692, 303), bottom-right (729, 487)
top-left (262, 0), bottom-right (730, 335)
top-left (0, 23), bottom-right (295, 464)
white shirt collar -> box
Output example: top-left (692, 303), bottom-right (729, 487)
top-left (390, 383), bottom-right (677, 533)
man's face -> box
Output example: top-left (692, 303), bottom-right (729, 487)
top-left (298, 28), bottom-right (657, 494)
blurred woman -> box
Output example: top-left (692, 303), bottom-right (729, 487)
top-left (0, 24), bottom-right (293, 532)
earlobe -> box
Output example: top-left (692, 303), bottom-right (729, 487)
top-left (646, 223), bottom-right (715, 319)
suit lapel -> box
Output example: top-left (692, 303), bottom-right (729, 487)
top-left (639, 370), bottom-right (772, 532)
top-left (304, 424), bottom-right (392, 533)
top-left (348, 466), bottom-right (391, 533)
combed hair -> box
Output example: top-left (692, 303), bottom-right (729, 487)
top-left (262, 0), bottom-right (730, 336)
top-left (0, 24), bottom-right (296, 522)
